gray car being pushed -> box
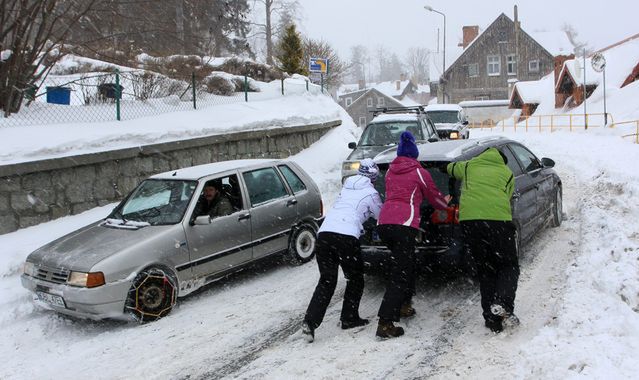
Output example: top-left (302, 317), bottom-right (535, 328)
top-left (21, 159), bottom-right (323, 322)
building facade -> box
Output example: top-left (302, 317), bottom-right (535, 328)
top-left (337, 88), bottom-right (404, 128)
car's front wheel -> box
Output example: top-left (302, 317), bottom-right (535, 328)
top-left (288, 224), bottom-right (317, 265)
top-left (551, 187), bottom-right (563, 227)
top-left (125, 267), bottom-right (177, 323)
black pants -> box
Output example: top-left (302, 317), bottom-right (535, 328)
top-left (377, 224), bottom-right (417, 322)
top-left (304, 232), bottom-right (365, 330)
top-left (462, 220), bottom-right (520, 324)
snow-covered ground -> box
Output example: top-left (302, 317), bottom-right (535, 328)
top-left (1, 105), bottom-right (638, 378)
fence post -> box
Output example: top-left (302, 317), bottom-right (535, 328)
top-left (115, 69), bottom-right (121, 121)
top-left (550, 115), bottom-right (554, 132)
top-left (191, 72), bottom-right (197, 109)
top-left (281, 78), bottom-right (284, 96)
top-left (636, 121), bottom-right (639, 144)
top-left (525, 116), bottom-right (528, 132)
top-left (306, 80), bottom-right (309, 91)
top-left (570, 114), bottom-right (573, 131)
top-left (244, 75), bottom-right (248, 102)
top-left (538, 115), bottom-right (541, 132)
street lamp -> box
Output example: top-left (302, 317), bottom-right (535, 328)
top-left (424, 5), bottom-right (446, 102)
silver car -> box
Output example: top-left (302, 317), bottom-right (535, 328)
top-left (21, 159), bottom-right (323, 322)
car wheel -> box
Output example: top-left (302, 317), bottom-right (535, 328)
top-left (125, 267), bottom-right (177, 323)
top-left (551, 187), bottom-right (563, 227)
top-left (288, 224), bottom-right (317, 265)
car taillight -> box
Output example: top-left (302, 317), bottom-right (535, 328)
top-left (431, 205), bottom-right (459, 224)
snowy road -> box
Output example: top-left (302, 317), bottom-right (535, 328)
top-left (1, 115), bottom-right (638, 379)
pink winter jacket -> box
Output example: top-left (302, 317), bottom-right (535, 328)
top-left (378, 156), bottom-right (449, 229)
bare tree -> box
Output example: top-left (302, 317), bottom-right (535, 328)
top-left (302, 37), bottom-right (345, 89)
top-left (1, 0), bottom-right (97, 116)
top-left (251, 0), bottom-right (300, 65)
top-left (405, 47), bottom-right (430, 84)
top-left (561, 23), bottom-right (589, 55)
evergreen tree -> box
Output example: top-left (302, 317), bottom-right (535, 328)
top-left (276, 24), bottom-right (306, 75)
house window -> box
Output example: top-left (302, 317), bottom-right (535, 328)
top-left (487, 55), bottom-right (500, 76)
top-left (529, 60), bottom-right (540, 73)
top-left (359, 116), bottom-right (367, 127)
top-left (475, 95), bottom-right (489, 101)
top-left (506, 55), bottom-right (517, 75)
top-left (366, 98), bottom-right (373, 107)
top-left (377, 97), bottom-right (385, 106)
top-left (345, 97), bottom-right (352, 106)
top-left (468, 63), bottom-right (479, 77)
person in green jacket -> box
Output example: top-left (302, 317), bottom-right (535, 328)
top-left (447, 147), bottom-right (520, 333)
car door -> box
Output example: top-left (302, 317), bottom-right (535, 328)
top-left (242, 166), bottom-right (298, 260)
top-left (184, 173), bottom-right (252, 279)
top-left (507, 143), bottom-right (547, 238)
top-left (421, 117), bottom-right (439, 141)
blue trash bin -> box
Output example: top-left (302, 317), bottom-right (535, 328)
top-left (46, 86), bottom-right (71, 105)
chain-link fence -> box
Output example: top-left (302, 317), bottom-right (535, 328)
top-left (0, 70), bottom-right (324, 127)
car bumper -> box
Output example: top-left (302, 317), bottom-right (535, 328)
top-left (361, 241), bottom-right (468, 274)
top-left (21, 274), bottom-right (132, 320)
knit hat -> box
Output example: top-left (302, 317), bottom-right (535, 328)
top-left (397, 131), bottom-right (419, 158)
top-left (358, 158), bottom-right (379, 181)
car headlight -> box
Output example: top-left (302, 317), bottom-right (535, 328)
top-left (68, 271), bottom-right (106, 288)
top-left (23, 262), bottom-right (36, 276)
top-left (342, 161), bottom-right (360, 172)
top-left (449, 132), bottom-right (460, 139)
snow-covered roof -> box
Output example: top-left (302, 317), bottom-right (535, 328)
top-left (528, 31), bottom-right (574, 56)
top-left (557, 57), bottom-right (601, 88)
top-left (371, 113), bottom-right (420, 123)
top-left (424, 104), bottom-right (462, 112)
top-left (592, 35), bottom-right (639, 87)
top-left (458, 100), bottom-right (510, 108)
top-left (511, 76), bottom-right (554, 104)
top-left (152, 159), bottom-right (277, 180)
top-left (399, 97), bottom-right (422, 107)
top-left (372, 80), bottom-right (411, 97)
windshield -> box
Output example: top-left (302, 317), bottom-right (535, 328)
top-left (110, 179), bottom-right (197, 225)
top-left (426, 111), bottom-right (460, 124)
top-left (359, 122), bottom-right (423, 146)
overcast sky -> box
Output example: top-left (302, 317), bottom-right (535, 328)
top-left (297, 0), bottom-right (638, 65)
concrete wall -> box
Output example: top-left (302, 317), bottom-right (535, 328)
top-left (0, 120), bottom-right (341, 235)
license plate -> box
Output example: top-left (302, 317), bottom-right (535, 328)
top-left (36, 291), bottom-right (66, 308)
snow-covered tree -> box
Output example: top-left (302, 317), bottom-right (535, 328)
top-left (276, 24), bottom-right (305, 75)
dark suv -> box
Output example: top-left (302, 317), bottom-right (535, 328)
top-left (362, 136), bottom-right (563, 275)
top-left (342, 106), bottom-right (440, 181)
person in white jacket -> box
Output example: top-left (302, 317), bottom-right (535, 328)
top-left (302, 158), bottom-right (383, 342)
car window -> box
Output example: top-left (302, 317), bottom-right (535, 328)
top-left (118, 179), bottom-right (196, 225)
top-left (278, 165), bottom-right (306, 193)
top-left (423, 118), bottom-right (437, 138)
top-left (501, 145), bottom-right (524, 176)
top-left (360, 121), bottom-right (423, 145)
top-left (509, 144), bottom-right (542, 172)
top-left (243, 167), bottom-right (289, 206)
top-left (426, 111), bottom-right (460, 123)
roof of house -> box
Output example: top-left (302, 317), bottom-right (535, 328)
top-left (510, 76), bottom-right (554, 105)
top-left (556, 57), bottom-right (601, 90)
top-left (345, 88), bottom-right (404, 110)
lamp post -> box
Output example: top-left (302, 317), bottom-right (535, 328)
top-left (424, 5), bottom-right (446, 102)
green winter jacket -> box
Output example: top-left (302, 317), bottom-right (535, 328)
top-left (447, 148), bottom-right (514, 222)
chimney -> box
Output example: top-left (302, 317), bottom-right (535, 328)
top-left (358, 79), bottom-right (366, 90)
top-left (400, 73), bottom-right (406, 81)
top-left (459, 26), bottom-right (479, 49)
top-left (396, 80), bottom-right (401, 90)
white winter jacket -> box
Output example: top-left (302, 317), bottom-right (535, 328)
top-left (318, 175), bottom-right (383, 238)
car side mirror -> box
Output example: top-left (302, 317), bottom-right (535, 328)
top-left (462, 120), bottom-right (469, 125)
top-left (541, 157), bottom-right (555, 168)
top-left (193, 215), bottom-right (211, 225)
top-left (348, 142), bottom-right (357, 149)
top-left (428, 137), bottom-right (439, 143)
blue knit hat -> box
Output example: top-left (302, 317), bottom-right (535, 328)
top-left (397, 131), bottom-right (419, 158)
top-left (358, 158), bottom-right (379, 181)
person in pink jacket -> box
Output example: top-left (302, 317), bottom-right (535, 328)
top-left (376, 131), bottom-right (451, 339)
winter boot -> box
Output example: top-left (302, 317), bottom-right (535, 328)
top-left (301, 321), bottom-right (315, 343)
top-left (400, 302), bottom-right (416, 318)
top-left (484, 319), bottom-right (503, 333)
top-left (490, 304), bottom-right (520, 328)
top-left (341, 317), bottom-right (370, 330)
top-left (376, 319), bottom-right (404, 339)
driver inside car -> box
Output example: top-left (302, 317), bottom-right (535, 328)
top-left (190, 180), bottom-right (234, 224)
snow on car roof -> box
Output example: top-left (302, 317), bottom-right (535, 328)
top-left (424, 104), bottom-right (462, 112)
top-left (373, 136), bottom-right (509, 163)
top-left (371, 113), bottom-right (420, 123)
top-left (152, 159), bottom-right (277, 180)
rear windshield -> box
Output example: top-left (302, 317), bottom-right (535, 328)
top-left (375, 162), bottom-right (460, 204)
top-left (426, 111), bottom-right (460, 124)
top-left (360, 121), bottom-right (423, 146)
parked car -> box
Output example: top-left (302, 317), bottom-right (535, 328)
top-left (361, 136), bottom-right (562, 275)
top-left (342, 106), bottom-right (440, 181)
top-left (424, 104), bottom-right (470, 140)
top-left (21, 159), bottom-right (323, 322)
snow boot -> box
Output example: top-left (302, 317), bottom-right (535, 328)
top-left (341, 317), bottom-right (369, 330)
top-left (490, 304), bottom-right (520, 328)
top-left (376, 319), bottom-right (404, 339)
top-left (484, 319), bottom-right (503, 333)
top-left (301, 321), bottom-right (315, 343)
top-left (400, 302), bottom-right (416, 318)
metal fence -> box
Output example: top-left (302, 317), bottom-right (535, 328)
top-left (0, 70), bottom-right (323, 128)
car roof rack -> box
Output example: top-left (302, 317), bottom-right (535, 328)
top-left (370, 105), bottom-right (425, 117)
